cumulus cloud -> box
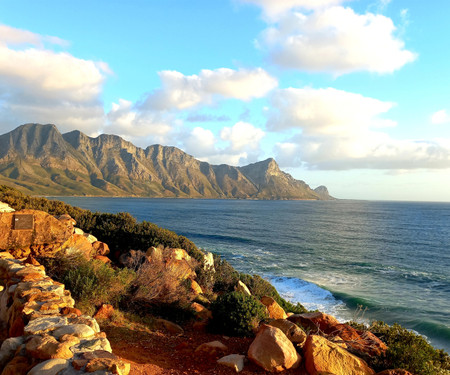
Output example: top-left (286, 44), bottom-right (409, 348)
top-left (105, 99), bottom-right (176, 145)
top-left (269, 88), bottom-right (450, 170)
top-left (0, 24), bottom-right (109, 134)
top-left (256, 6), bottom-right (416, 74)
top-left (431, 110), bottom-right (450, 125)
top-left (240, 0), bottom-right (346, 20)
top-left (180, 122), bottom-right (266, 166)
top-left (140, 68), bottom-right (277, 111)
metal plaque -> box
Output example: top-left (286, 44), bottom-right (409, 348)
top-left (13, 214), bottom-right (34, 230)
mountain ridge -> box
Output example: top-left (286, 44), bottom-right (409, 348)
top-left (0, 123), bottom-right (335, 200)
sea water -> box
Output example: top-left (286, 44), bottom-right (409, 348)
top-left (52, 197), bottom-right (450, 352)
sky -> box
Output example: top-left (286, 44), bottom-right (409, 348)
top-left (0, 0), bottom-right (449, 201)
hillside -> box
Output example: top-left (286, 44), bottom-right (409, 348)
top-left (0, 123), bottom-right (334, 200)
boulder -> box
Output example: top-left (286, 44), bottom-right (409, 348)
top-left (191, 302), bottom-right (212, 321)
top-left (83, 233), bottom-right (98, 243)
top-left (190, 279), bottom-right (203, 295)
top-left (235, 280), bottom-right (251, 296)
top-left (154, 318), bottom-right (184, 335)
top-left (94, 304), bottom-right (115, 320)
top-left (248, 324), bottom-right (301, 372)
top-left (304, 335), bottom-right (375, 375)
top-left (27, 358), bottom-right (70, 375)
top-left (25, 334), bottom-right (74, 359)
top-left (146, 246), bottom-right (163, 262)
top-left (203, 251), bottom-right (215, 271)
top-left (92, 241), bottom-right (110, 256)
top-left (268, 319), bottom-right (307, 347)
top-left (328, 324), bottom-right (387, 357)
top-left (1, 355), bottom-right (31, 375)
top-left (0, 202), bottom-right (15, 213)
top-left (288, 311), bottom-right (340, 333)
top-left (94, 255), bottom-right (111, 264)
top-left (60, 234), bottom-right (93, 259)
top-left (260, 296), bottom-right (287, 320)
top-left (195, 341), bottom-right (228, 358)
top-left (55, 214), bottom-right (76, 233)
top-left (217, 354), bottom-right (245, 372)
top-left (0, 210), bottom-right (73, 255)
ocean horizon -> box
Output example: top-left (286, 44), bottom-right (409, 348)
top-left (51, 196), bottom-right (450, 353)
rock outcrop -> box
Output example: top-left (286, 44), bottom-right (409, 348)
top-left (0, 251), bottom-right (130, 374)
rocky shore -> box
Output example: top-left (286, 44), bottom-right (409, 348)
top-left (0, 200), bottom-right (447, 374)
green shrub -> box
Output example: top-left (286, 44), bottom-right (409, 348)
top-left (40, 253), bottom-right (135, 313)
top-left (367, 321), bottom-right (450, 375)
top-left (239, 274), bottom-right (307, 314)
top-left (208, 254), bottom-right (239, 293)
top-left (210, 291), bottom-right (268, 337)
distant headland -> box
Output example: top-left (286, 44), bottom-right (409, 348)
top-left (0, 123), bottom-right (334, 200)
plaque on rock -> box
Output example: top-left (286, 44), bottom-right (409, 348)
top-left (14, 214), bottom-right (34, 230)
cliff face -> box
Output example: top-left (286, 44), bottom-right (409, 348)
top-left (0, 123), bottom-right (333, 199)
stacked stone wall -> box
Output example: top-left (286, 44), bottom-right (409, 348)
top-left (0, 251), bottom-right (129, 375)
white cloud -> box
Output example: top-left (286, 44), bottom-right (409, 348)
top-left (269, 88), bottom-right (450, 170)
top-left (431, 110), bottom-right (450, 125)
top-left (0, 24), bottom-right (68, 47)
top-left (240, 0), bottom-right (346, 20)
top-left (267, 87), bottom-right (396, 135)
top-left (0, 24), bottom-right (109, 134)
top-left (105, 99), bottom-right (175, 145)
top-left (220, 121), bottom-right (265, 152)
top-left (178, 122), bottom-right (266, 166)
top-left (141, 68), bottom-right (277, 111)
top-left (258, 6), bottom-right (416, 74)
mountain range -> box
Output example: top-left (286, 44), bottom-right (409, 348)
top-left (0, 123), bottom-right (334, 200)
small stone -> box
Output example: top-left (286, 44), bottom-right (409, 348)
top-left (217, 354), bottom-right (245, 372)
top-left (195, 341), bottom-right (228, 358)
top-left (235, 280), bottom-right (251, 296)
top-left (61, 307), bottom-right (82, 316)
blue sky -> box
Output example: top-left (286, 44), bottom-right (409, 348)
top-left (0, 0), bottom-right (449, 201)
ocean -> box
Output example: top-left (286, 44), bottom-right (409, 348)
top-left (52, 197), bottom-right (450, 352)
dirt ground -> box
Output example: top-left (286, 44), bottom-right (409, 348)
top-left (101, 321), bottom-right (308, 375)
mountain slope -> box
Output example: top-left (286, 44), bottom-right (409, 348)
top-left (0, 123), bottom-right (334, 199)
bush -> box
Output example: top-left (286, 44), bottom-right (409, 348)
top-left (367, 321), bottom-right (450, 375)
top-left (40, 253), bottom-right (135, 314)
top-left (210, 291), bottom-right (268, 337)
top-left (0, 184), bottom-right (204, 262)
top-left (209, 254), bottom-right (240, 293)
top-left (239, 274), bottom-right (307, 314)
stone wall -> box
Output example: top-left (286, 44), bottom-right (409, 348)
top-left (0, 251), bottom-right (130, 375)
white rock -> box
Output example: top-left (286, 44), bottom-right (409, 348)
top-left (0, 202), bottom-right (14, 212)
top-left (24, 316), bottom-right (68, 335)
top-left (52, 324), bottom-right (96, 339)
top-left (218, 354), bottom-right (245, 372)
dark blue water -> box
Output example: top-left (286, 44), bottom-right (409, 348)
top-left (52, 197), bottom-right (450, 352)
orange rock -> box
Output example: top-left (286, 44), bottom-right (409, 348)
top-left (288, 311), bottom-right (340, 333)
top-left (1, 355), bottom-right (31, 375)
top-left (61, 307), bottom-right (82, 317)
top-left (25, 334), bottom-right (74, 359)
top-left (191, 302), bottom-right (212, 321)
top-left (195, 341), bottom-right (228, 359)
top-left (304, 335), bottom-right (375, 375)
top-left (0, 210), bottom-right (73, 254)
top-left (260, 296), bottom-right (287, 320)
top-left (328, 324), bottom-right (388, 357)
top-left (94, 255), bottom-right (111, 264)
top-left (61, 234), bottom-right (93, 259)
top-left (94, 304), bottom-right (115, 320)
top-left (9, 316), bottom-right (25, 337)
top-left (190, 279), bottom-right (203, 295)
top-left (248, 324), bottom-right (301, 372)
top-left (92, 241), bottom-right (110, 256)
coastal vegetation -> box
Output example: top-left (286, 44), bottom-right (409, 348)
top-left (0, 184), bottom-right (449, 374)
